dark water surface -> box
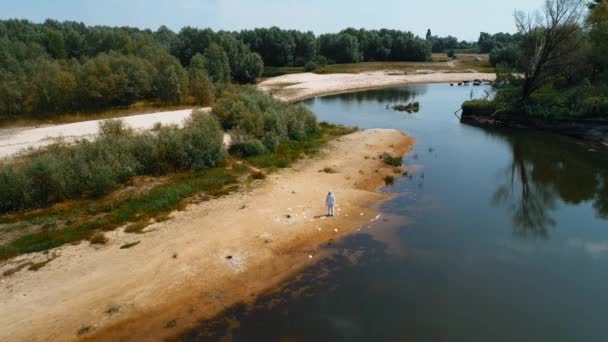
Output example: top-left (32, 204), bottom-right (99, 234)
top-left (182, 84), bottom-right (608, 341)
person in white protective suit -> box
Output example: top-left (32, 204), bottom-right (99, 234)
top-left (325, 191), bottom-right (336, 217)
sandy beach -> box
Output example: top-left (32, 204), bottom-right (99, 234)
top-left (0, 128), bottom-right (413, 341)
top-left (259, 71), bottom-right (496, 102)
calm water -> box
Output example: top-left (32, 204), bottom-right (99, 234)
top-left (182, 84), bottom-right (608, 341)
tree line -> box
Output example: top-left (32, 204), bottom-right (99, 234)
top-left (0, 19), bottom-right (263, 118)
top-left (0, 18), bottom-right (514, 118)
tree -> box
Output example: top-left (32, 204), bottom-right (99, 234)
top-left (514, 0), bottom-right (587, 99)
top-left (188, 53), bottom-right (215, 105)
top-left (426, 29), bottom-right (432, 40)
top-left (588, 0), bottom-right (608, 82)
top-left (202, 43), bottom-right (230, 83)
top-left (233, 52), bottom-right (263, 83)
top-left (156, 64), bottom-right (183, 104)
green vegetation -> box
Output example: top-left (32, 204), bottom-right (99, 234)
top-left (384, 175), bottom-right (395, 186)
top-left (380, 152), bottom-right (403, 167)
top-left (0, 20), bottom-right (263, 118)
top-left (0, 110), bottom-right (225, 212)
top-left (426, 29), bottom-right (478, 53)
top-left (0, 19), bottom-right (511, 119)
top-left (213, 85), bottom-right (317, 157)
top-left (461, 99), bottom-right (497, 116)
top-left (467, 0), bottom-right (608, 120)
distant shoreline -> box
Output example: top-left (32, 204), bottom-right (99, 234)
top-left (259, 71), bottom-right (497, 102)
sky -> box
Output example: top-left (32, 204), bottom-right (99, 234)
top-left (0, 0), bottom-right (546, 41)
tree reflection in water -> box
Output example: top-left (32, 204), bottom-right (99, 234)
top-left (491, 129), bottom-right (608, 238)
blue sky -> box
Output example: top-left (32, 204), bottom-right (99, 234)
top-left (0, 0), bottom-right (545, 41)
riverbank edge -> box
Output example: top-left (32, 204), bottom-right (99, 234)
top-left (460, 113), bottom-right (608, 148)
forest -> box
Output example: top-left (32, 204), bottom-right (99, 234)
top-left (464, 0), bottom-right (608, 119)
top-left (1, 19), bottom-right (508, 118)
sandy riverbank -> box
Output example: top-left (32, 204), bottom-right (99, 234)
top-left (259, 71), bottom-right (496, 102)
top-left (0, 128), bottom-right (414, 341)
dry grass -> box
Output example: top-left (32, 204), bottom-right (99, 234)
top-left (124, 221), bottom-right (149, 234)
top-left (89, 232), bottom-right (108, 245)
top-left (319, 167), bottom-right (338, 174)
top-left (249, 170), bottom-right (266, 180)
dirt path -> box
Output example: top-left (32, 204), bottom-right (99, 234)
top-left (0, 108), bottom-right (219, 159)
top-left (0, 129), bottom-right (414, 341)
top-left (259, 71), bottom-right (496, 102)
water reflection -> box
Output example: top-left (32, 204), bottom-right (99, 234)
top-left (490, 129), bottom-right (608, 237)
top-left (301, 85), bottom-right (425, 105)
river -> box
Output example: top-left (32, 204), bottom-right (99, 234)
top-left (180, 84), bottom-right (608, 341)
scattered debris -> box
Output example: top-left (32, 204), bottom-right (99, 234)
top-left (120, 241), bottom-right (140, 249)
top-left (172, 253), bottom-right (178, 259)
top-left (226, 255), bottom-right (233, 260)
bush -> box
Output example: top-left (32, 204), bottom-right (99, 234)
top-left (212, 86), bottom-right (318, 156)
top-left (380, 152), bottom-right (403, 167)
top-left (232, 139), bottom-right (268, 157)
top-left (447, 50), bottom-right (455, 58)
top-left (304, 61), bottom-right (317, 72)
top-left (384, 175), bottom-right (395, 186)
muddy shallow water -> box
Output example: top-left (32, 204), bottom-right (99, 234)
top-left (180, 84), bottom-right (608, 341)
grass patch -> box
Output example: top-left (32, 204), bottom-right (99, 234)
top-left (0, 168), bottom-right (237, 260)
top-left (319, 167), bottom-right (338, 174)
top-left (261, 66), bottom-right (305, 78)
top-left (462, 99), bottom-right (497, 116)
top-left (380, 152), bottom-right (403, 167)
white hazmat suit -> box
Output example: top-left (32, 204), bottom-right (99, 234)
top-left (325, 191), bottom-right (336, 217)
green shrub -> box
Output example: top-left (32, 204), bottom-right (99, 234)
top-left (380, 152), bottom-right (403, 167)
top-left (232, 139), bottom-right (268, 157)
top-left (212, 86), bottom-right (318, 156)
top-left (384, 175), bottom-right (395, 185)
top-left (304, 61), bottom-right (317, 72)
